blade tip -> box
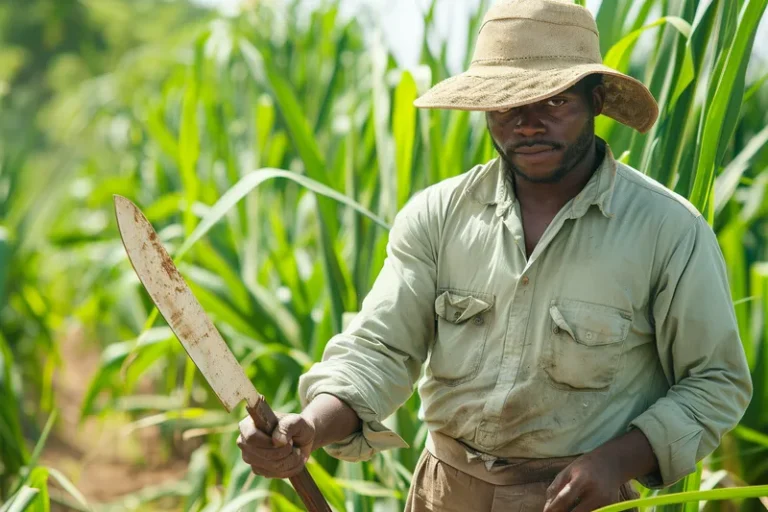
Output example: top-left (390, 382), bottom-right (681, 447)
top-left (113, 195), bottom-right (139, 222)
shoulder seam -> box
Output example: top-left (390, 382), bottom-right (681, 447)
top-left (615, 166), bottom-right (700, 221)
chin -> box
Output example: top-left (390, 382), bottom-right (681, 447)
top-left (514, 164), bottom-right (561, 181)
top-left (518, 171), bottom-right (562, 183)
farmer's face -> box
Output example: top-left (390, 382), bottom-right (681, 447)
top-left (486, 79), bottom-right (605, 184)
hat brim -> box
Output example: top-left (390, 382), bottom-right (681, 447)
top-left (413, 64), bottom-right (659, 134)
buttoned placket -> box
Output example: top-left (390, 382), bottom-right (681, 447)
top-left (475, 196), bottom-right (580, 450)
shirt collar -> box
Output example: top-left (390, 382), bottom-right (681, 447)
top-left (469, 137), bottom-right (618, 219)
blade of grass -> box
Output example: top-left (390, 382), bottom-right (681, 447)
top-left (682, 461), bottom-right (703, 512)
top-left (218, 490), bottom-right (271, 512)
top-left (595, 485), bottom-right (768, 511)
top-left (714, 123), bottom-right (768, 214)
top-left (175, 168), bottom-right (390, 261)
top-left (1, 486), bottom-right (39, 512)
top-left (14, 411), bottom-right (57, 490)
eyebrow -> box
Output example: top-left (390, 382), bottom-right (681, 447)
top-left (536, 93), bottom-right (572, 104)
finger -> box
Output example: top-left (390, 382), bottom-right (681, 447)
top-left (298, 440), bottom-right (312, 464)
top-left (240, 442), bottom-right (295, 463)
top-left (272, 416), bottom-right (310, 448)
top-left (543, 482), bottom-right (579, 512)
top-left (250, 462), bottom-right (306, 480)
top-left (250, 464), bottom-right (296, 479)
top-left (238, 416), bottom-right (274, 448)
top-left (546, 467), bottom-right (572, 502)
top-left (245, 446), bottom-right (303, 469)
top-left (247, 448), bottom-right (306, 478)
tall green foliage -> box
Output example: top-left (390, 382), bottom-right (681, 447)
top-left (2, 0), bottom-right (768, 510)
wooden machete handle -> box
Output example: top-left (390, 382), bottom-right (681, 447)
top-left (247, 398), bottom-right (332, 512)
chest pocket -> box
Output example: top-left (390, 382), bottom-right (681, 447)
top-left (543, 299), bottom-right (631, 391)
top-left (430, 289), bottom-right (494, 385)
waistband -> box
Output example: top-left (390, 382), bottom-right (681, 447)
top-left (425, 430), bottom-right (580, 486)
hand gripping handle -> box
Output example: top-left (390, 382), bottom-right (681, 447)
top-left (246, 397), bottom-right (332, 512)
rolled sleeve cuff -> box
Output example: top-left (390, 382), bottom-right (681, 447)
top-left (323, 420), bottom-right (408, 462)
top-left (298, 366), bottom-right (409, 463)
top-left (628, 400), bottom-right (704, 489)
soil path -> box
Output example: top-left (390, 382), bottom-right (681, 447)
top-left (40, 325), bottom-right (189, 510)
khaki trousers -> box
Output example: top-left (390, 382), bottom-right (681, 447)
top-left (404, 433), bottom-right (640, 512)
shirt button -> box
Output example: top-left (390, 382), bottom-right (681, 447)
top-left (521, 276), bottom-right (529, 286)
top-left (585, 332), bottom-right (594, 341)
top-left (473, 315), bottom-right (484, 326)
top-left (553, 326), bottom-right (560, 334)
top-left (453, 311), bottom-right (461, 321)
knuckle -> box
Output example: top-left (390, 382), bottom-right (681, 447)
top-left (248, 460), bottom-right (279, 478)
top-left (575, 476), bottom-right (592, 491)
top-left (545, 484), bottom-right (558, 499)
top-left (239, 416), bottom-right (255, 436)
top-left (249, 464), bottom-right (264, 476)
top-left (258, 449), bottom-right (277, 461)
top-left (279, 463), bottom-right (303, 479)
top-left (264, 447), bottom-right (291, 461)
top-left (276, 454), bottom-right (301, 472)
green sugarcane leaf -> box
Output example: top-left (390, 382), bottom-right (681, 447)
top-left (45, 468), bottom-right (90, 511)
top-left (219, 490), bottom-right (271, 512)
top-left (393, 71), bottom-right (417, 210)
top-left (604, 17), bottom-right (691, 73)
top-left (682, 461), bottom-right (703, 512)
top-left (1, 487), bottom-right (39, 512)
top-left (689, 0), bottom-right (768, 216)
top-left (305, 460), bottom-right (347, 512)
top-left (714, 123), bottom-right (768, 214)
top-left (25, 467), bottom-right (49, 512)
top-left (595, 485), bottom-right (768, 511)
top-left (175, 169), bottom-right (390, 261)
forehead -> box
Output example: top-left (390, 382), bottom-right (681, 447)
top-left (546, 82), bottom-right (586, 99)
top-left (520, 83), bottom-right (588, 108)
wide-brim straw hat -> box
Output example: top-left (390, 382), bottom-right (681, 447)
top-left (414, 0), bottom-right (659, 133)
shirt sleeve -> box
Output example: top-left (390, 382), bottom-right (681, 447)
top-left (298, 189), bottom-right (439, 462)
top-left (629, 215), bottom-right (753, 488)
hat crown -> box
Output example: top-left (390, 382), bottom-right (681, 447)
top-left (472, 0), bottom-right (602, 67)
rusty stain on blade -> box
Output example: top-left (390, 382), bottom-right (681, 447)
top-left (114, 195), bottom-right (262, 412)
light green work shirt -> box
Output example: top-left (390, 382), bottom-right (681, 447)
top-left (298, 139), bottom-right (753, 488)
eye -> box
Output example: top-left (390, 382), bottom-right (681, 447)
top-left (547, 98), bottom-right (567, 107)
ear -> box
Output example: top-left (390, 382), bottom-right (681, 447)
top-left (591, 84), bottom-right (606, 116)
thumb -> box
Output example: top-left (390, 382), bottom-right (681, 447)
top-left (272, 415), bottom-right (313, 452)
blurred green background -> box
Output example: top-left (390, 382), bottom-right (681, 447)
top-left (2, 0), bottom-right (768, 510)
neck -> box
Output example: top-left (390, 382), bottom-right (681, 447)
top-left (511, 140), bottom-right (601, 214)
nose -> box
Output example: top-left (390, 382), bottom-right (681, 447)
top-left (512, 107), bottom-right (546, 137)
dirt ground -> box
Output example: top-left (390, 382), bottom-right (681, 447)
top-left (40, 325), bottom-right (190, 511)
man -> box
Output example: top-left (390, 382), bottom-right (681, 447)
top-left (237, 1), bottom-right (753, 510)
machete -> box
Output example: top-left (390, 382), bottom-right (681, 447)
top-left (113, 195), bottom-right (331, 512)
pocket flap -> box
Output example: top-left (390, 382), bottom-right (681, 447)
top-left (435, 291), bottom-right (493, 324)
top-left (549, 302), bottom-right (630, 346)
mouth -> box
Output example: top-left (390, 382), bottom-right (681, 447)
top-left (511, 145), bottom-right (562, 165)
top-left (513, 144), bottom-right (558, 155)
